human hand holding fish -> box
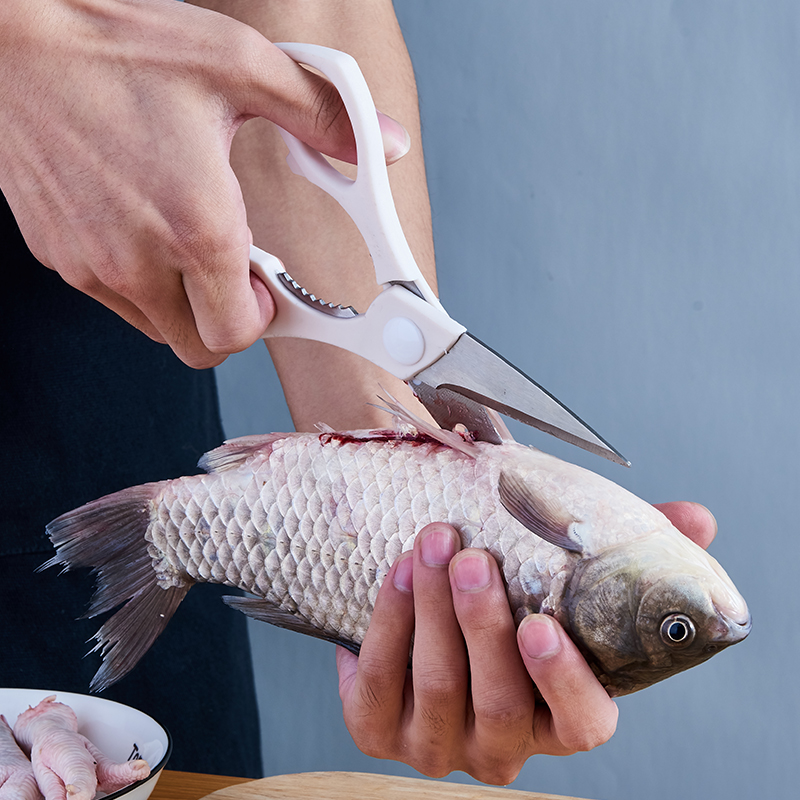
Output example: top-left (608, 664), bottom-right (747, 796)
top-left (335, 502), bottom-right (717, 784)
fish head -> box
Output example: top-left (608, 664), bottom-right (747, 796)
top-left (563, 532), bottom-right (751, 696)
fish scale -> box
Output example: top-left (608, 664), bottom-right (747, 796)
top-left (147, 435), bottom-right (536, 645)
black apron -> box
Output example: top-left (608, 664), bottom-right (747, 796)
top-left (0, 194), bottom-right (262, 777)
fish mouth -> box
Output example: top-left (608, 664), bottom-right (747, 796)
top-left (710, 603), bottom-right (752, 648)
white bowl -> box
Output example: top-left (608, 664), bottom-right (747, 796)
top-left (0, 688), bottom-right (171, 800)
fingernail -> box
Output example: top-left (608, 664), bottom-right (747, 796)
top-left (519, 615), bottom-right (562, 660)
top-left (420, 526), bottom-right (457, 567)
top-left (378, 111), bottom-right (411, 164)
top-left (393, 553), bottom-right (413, 593)
top-left (452, 552), bottom-right (491, 592)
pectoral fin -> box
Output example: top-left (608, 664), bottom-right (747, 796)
top-left (223, 596), bottom-right (362, 656)
top-left (498, 471), bottom-right (585, 554)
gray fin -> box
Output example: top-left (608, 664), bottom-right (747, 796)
top-left (89, 582), bottom-right (189, 693)
top-left (199, 434), bottom-right (289, 473)
top-left (223, 596), bottom-right (362, 656)
top-left (498, 471), bottom-right (584, 554)
top-left (43, 484), bottom-right (192, 692)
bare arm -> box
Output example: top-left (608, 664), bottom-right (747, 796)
top-left (192, 0), bottom-right (433, 431)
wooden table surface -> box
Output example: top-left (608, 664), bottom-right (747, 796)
top-left (150, 770), bottom-right (253, 800)
top-left (148, 770), bottom-right (593, 800)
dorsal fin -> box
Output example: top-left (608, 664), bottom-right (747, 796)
top-left (374, 392), bottom-right (480, 458)
top-left (199, 434), bottom-right (289, 473)
top-left (498, 470), bottom-right (585, 553)
top-left (411, 383), bottom-right (516, 444)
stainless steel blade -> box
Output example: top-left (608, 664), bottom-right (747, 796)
top-left (411, 333), bottom-right (630, 466)
top-left (412, 383), bottom-right (505, 444)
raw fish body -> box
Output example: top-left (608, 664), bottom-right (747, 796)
top-left (46, 405), bottom-right (750, 696)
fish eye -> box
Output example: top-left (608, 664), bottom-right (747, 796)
top-left (660, 613), bottom-right (696, 647)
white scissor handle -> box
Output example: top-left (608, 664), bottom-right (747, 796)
top-left (272, 42), bottom-right (440, 307)
top-left (249, 44), bottom-right (464, 380)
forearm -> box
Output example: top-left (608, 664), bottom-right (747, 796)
top-left (190, 0), bottom-right (436, 431)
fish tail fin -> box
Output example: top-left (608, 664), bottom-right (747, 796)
top-left (43, 484), bottom-right (191, 692)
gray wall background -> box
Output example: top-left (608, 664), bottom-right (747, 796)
top-left (216, 2), bottom-right (796, 798)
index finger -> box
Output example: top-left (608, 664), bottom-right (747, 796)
top-left (161, 154), bottom-right (273, 360)
top-left (181, 240), bottom-right (275, 355)
top-left (336, 553), bottom-right (415, 758)
top-left (654, 501), bottom-right (717, 549)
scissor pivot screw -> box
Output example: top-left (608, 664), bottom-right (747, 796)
top-left (383, 317), bottom-right (425, 366)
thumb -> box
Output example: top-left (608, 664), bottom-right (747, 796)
top-left (235, 40), bottom-right (410, 165)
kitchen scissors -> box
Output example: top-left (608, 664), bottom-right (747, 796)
top-left (248, 43), bottom-right (628, 466)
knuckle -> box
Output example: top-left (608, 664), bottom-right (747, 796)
top-left (472, 759), bottom-right (525, 787)
top-left (202, 318), bottom-right (257, 356)
top-left (58, 264), bottom-right (100, 294)
top-left (418, 705), bottom-right (451, 739)
top-left (312, 80), bottom-right (347, 135)
top-left (343, 706), bottom-right (401, 761)
top-left (411, 749), bottom-right (457, 780)
top-left (561, 715), bottom-right (617, 753)
top-left (69, 253), bottom-right (138, 302)
top-left (460, 610), bottom-right (510, 645)
top-left (24, 238), bottom-right (53, 271)
top-left (418, 763), bottom-right (453, 780)
top-left (203, 22), bottom-right (265, 93)
top-left (155, 189), bottom-right (239, 273)
top-left (231, 25), bottom-right (272, 77)
top-left (469, 721), bottom-right (533, 785)
top-left (160, 317), bottom-right (224, 369)
top-left (167, 219), bottom-right (229, 276)
top-left (92, 258), bottom-right (135, 297)
top-left (183, 350), bottom-right (226, 370)
top-left (348, 731), bottom-right (394, 762)
top-left (414, 671), bottom-right (465, 714)
top-left (414, 664), bottom-right (463, 701)
top-left (353, 676), bottom-right (390, 718)
top-left (341, 672), bottom-right (403, 757)
top-left (347, 725), bottom-right (395, 761)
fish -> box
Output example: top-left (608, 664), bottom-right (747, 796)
top-left (43, 398), bottom-right (751, 696)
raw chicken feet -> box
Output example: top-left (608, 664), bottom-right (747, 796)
top-left (13, 696), bottom-right (149, 800)
top-left (0, 714), bottom-right (41, 799)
